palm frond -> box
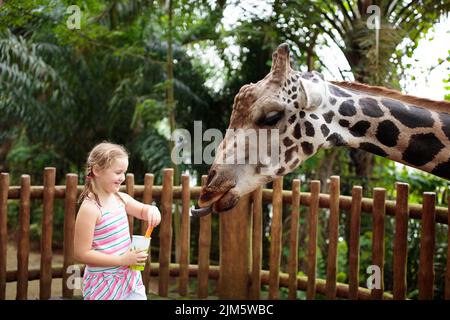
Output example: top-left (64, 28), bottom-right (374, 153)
top-left (173, 77), bottom-right (209, 108)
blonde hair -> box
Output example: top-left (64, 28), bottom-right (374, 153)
top-left (78, 141), bottom-right (129, 207)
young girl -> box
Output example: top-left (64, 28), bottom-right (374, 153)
top-left (74, 142), bottom-right (161, 300)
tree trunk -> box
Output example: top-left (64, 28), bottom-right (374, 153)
top-left (166, 0), bottom-right (181, 263)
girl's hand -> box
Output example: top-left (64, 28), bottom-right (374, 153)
top-left (145, 205), bottom-right (161, 228)
top-left (120, 249), bottom-right (148, 266)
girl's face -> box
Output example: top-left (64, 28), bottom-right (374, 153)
top-left (94, 157), bottom-right (128, 194)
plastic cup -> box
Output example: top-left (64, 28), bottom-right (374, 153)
top-left (129, 235), bottom-right (151, 271)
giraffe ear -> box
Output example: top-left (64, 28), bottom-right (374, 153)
top-left (270, 52), bottom-right (278, 72)
top-left (297, 78), bottom-right (324, 110)
top-left (270, 43), bottom-right (291, 84)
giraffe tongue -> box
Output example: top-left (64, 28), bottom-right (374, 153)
top-left (190, 205), bottom-right (213, 218)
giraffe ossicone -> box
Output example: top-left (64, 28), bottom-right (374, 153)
top-left (190, 43), bottom-right (450, 217)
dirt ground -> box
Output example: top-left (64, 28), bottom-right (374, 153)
top-left (5, 240), bottom-right (83, 299)
top-left (5, 240), bottom-right (163, 300)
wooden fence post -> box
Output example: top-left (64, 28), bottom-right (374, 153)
top-left (249, 186), bottom-right (262, 300)
top-left (326, 176), bottom-right (340, 299)
top-left (268, 177), bottom-right (283, 299)
top-left (307, 180), bottom-right (320, 300)
top-left (198, 176), bottom-right (211, 299)
top-left (348, 186), bottom-right (362, 300)
top-left (393, 182), bottom-right (409, 300)
top-left (218, 193), bottom-right (251, 299)
top-left (371, 188), bottom-right (386, 300)
top-left (179, 174), bottom-right (190, 297)
top-left (142, 173), bottom-right (154, 293)
top-left (17, 175), bottom-right (31, 300)
top-left (288, 179), bottom-right (300, 300)
top-left (419, 192), bottom-right (436, 300)
top-left (158, 168), bottom-right (173, 297)
top-left (0, 173), bottom-right (9, 300)
top-left (62, 173), bottom-right (77, 299)
top-left (40, 167), bottom-right (55, 300)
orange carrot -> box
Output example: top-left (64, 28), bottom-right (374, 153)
top-left (145, 226), bottom-right (154, 238)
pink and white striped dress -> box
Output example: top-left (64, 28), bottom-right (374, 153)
top-left (82, 197), bottom-right (143, 300)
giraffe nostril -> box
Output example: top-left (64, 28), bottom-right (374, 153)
top-left (206, 169), bottom-right (217, 187)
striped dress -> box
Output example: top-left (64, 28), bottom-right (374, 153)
top-left (82, 198), bottom-right (143, 300)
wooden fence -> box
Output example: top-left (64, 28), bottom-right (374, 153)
top-left (0, 167), bottom-right (449, 300)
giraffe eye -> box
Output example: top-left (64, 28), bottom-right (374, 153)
top-left (259, 111), bottom-right (284, 126)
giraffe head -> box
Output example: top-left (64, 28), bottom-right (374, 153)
top-left (192, 43), bottom-right (330, 217)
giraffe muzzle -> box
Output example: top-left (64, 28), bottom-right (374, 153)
top-left (191, 188), bottom-right (240, 218)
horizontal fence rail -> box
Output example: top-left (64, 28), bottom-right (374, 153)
top-left (0, 168), bottom-right (449, 300)
top-left (6, 187), bottom-right (449, 224)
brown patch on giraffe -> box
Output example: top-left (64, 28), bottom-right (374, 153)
top-left (332, 81), bottom-right (450, 114)
top-left (290, 158), bottom-right (300, 169)
top-left (229, 84), bottom-right (258, 128)
top-left (301, 142), bottom-right (314, 155)
top-left (276, 166), bottom-right (285, 175)
top-left (285, 145), bottom-right (298, 163)
top-left (283, 136), bottom-right (294, 147)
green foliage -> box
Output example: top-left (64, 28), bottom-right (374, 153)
top-left (6, 131), bottom-right (63, 184)
top-left (1, 0), bottom-right (449, 299)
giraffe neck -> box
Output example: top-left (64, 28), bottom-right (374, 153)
top-left (322, 83), bottom-right (450, 179)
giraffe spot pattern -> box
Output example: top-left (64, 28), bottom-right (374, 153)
top-left (329, 97), bottom-right (337, 105)
top-left (339, 119), bottom-right (350, 127)
top-left (326, 133), bottom-right (347, 147)
top-left (403, 133), bottom-right (444, 167)
top-left (360, 98), bottom-right (384, 118)
top-left (383, 98), bottom-right (434, 128)
top-left (322, 111), bottom-right (335, 123)
top-left (349, 121), bottom-right (370, 137)
top-left (290, 158), bottom-right (300, 169)
top-left (431, 159), bottom-right (450, 180)
top-left (310, 114), bottom-right (319, 120)
top-left (328, 85), bottom-right (352, 97)
top-left (321, 124), bottom-right (330, 137)
top-left (276, 167), bottom-right (285, 175)
top-left (338, 100), bottom-right (357, 117)
top-left (301, 142), bottom-right (314, 155)
top-left (376, 120), bottom-right (400, 147)
top-left (359, 143), bottom-right (387, 157)
top-left (288, 114), bottom-right (297, 124)
top-left (294, 123), bottom-right (301, 139)
top-left (300, 111), bottom-right (306, 118)
top-left (283, 137), bottom-right (294, 147)
top-left (285, 145), bottom-right (298, 163)
top-left (305, 121), bottom-right (315, 137)
top-left (439, 112), bottom-right (450, 140)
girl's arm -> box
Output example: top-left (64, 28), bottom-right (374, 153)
top-left (119, 192), bottom-right (161, 227)
top-left (74, 201), bottom-right (136, 267)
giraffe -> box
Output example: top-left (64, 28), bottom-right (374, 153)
top-left (190, 43), bottom-right (450, 217)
